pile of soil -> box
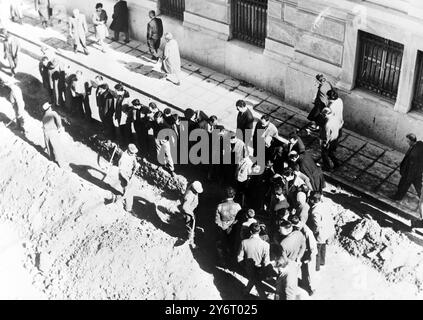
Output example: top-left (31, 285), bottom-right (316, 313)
top-left (328, 195), bottom-right (423, 292)
top-left (0, 124), bottom-right (220, 299)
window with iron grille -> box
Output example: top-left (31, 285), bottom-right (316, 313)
top-left (232, 0), bottom-right (268, 48)
top-left (356, 31), bottom-right (403, 100)
top-left (160, 0), bottom-right (185, 21)
top-left (412, 51), bottom-right (423, 113)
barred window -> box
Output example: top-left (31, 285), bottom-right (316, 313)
top-left (412, 51), bottom-right (423, 113)
top-left (160, 0), bottom-right (185, 21)
top-left (232, 0), bottom-right (268, 48)
top-left (356, 31), bottom-right (403, 100)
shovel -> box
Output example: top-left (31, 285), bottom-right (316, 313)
top-left (99, 144), bottom-right (118, 181)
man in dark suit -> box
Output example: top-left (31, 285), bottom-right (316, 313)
top-left (147, 10), bottom-right (163, 61)
top-left (110, 0), bottom-right (129, 43)
top-left (236, 100), bottom-right (254, 142)
top-left (391, 133), bottom-right (423, 201)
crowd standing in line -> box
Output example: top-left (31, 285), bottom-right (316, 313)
top-left (2, 3), bottom-right (423, 300)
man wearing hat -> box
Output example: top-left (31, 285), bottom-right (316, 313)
top-left (114, 143), bottom-right (139, 213)
top-left (1, 29), bottom-right (20, 77)
top-left (180, 181), bottom-right (203, 248)
top-left (42, 102), bottom-right (67, 168)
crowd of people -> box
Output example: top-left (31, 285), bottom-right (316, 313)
top-left (1, 1), bottom-right (423, 301)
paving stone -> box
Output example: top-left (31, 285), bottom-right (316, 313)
top-left (401, 194), bottom-right (420, 214)
top-left (228, 89), bottom-right (249, 102)
top-left (238, 82), bottom-right (257, 95)
top-left (210, 73), bottom-right (229, 83)
top-left (378, 182), bottom-right (397, 198)
top-left (268, 116), bottom-right (284, 129)
top-left (333, 164), bottom-right (362, 182)
top-left (367, 162), bottom-right (395, 180)
top-left (271, 107), bottom-right (296, 122)
top-left (286, 114), bottom-right (309, 129)
top-left (266, 94), bottom-right (284, 106)
top-left (196, 67), bottom-right (215, 77)
top-left (354, 172), bottom-right (384, 192)
top-left (254, 102), bottom-right (279, 115)
top-left (359, 143), bottom-right (386, 160)
top-left (109, 41), bottom-right (124, 50)
top-left (278, 123), bottom-right (300, 139)
top-left (335, 146), bottom-right (355, 162)
top-left (244, 95), bottom-right (264, 108)
top-left (182, 85), bottom-right (209, 99)
top-left (340, 135), bottom-right (367, 152)
top-left (115, 45), bottom-right (133, 54)
top-left (250, 88), bottom-right (271, 100)
top-left (126, 40), bottom-right (142, 49)
top-left (378, 150), bottom-right (403, 169)
top-left (223, 78), bottom-right (240, 88)
top-left (347, 153), bottom-right (375, 171)
top-left (183, 62), bottom-right (201, 72)
top-left (386, 169), bottom-right (401, 186)
top-left (199, 91), bottom-right (221, 104)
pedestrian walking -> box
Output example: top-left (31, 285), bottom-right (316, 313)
top-left (69, 9), bottom-right (89, 55)
top-left (110, 0), bottom-right (130, 43)
top-left (147, 10), bottom-right (163, 61)
top-left (35, 0), bottom-right (52, 28)
top-left (10, 2), bottom-right (24, 24)
top-left (180, 181), bottom-right (203, 248)
top-left (2, 30), bottom-right (20, 77)
top-left (92, 3), bottom-right (109, 53)
top-left (307, 74), bottom-right (333, 131)
top-left (390, 133), bottom-right (423, 201)
top-left (41, 102), bottom-right (67, 168)
top-left (161, 33), bottom-right (181, 86)
top-left (319, 107), bottom-right (342, 171)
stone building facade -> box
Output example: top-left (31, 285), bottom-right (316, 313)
top-left (51, 0), bottom-right (423, 152)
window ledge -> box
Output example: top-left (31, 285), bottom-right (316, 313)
top-left (228, 39), bottom-right (265, 54)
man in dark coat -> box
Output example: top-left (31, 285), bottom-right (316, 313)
top-left (96, 83), bottom-right (115, 138)
top-left (391, 133), bottom-right (423, 201)
top-left (110, 0), bottom-right (130, 43)
top-left (147, 10), bottom-right (163, 61)
top-left (236, 99), bottom-right (254, 142)
top-left (288, 150), bottom-right (325, 192)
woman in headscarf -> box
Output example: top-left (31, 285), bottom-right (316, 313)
top-left (161, 33), bottom-right (181, 86)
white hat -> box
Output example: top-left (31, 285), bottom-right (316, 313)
top-left (128, 143), bottom-right (139, 154)
top-left (42, 102), bottom-right (51, 111)
top-left (191, 181), bottom-right (203, 194)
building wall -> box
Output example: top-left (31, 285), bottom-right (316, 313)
top-left (50, 0), bottom-right (423, 152)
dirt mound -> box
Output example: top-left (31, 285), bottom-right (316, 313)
top-left (0, 125), bottom-right (220, 299)
top-left (330, 200), bottom-right (423, 291)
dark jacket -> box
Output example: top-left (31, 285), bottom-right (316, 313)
top-left (110, 0), bottom-right (129, 32)
top-left (237, 109), bottom-right (254, 135)
top-left (291, 151), bottom-right (325, 192)
top-left (96, 89), bottom-right (115, 119)
top-left (147, 17), bottom-right (163, 40)
top-left (287, 137), bottom-right (305, 155)
top-left (400, 141), bottom-right (423, 179)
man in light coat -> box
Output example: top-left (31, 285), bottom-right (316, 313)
top-left (2, 30), bottom-right (20, 76)
top-left (320, 107), bottom-right (342, 171)
top-left (180, 181), bottom-right (203, 248)
top-left (161, 33), bottom-right (181, 86)
top-left (69, 9), bottom-right (89, 55)
top-left (308, 191), bottom-right (335, 271)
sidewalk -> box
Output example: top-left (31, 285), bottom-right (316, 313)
top-left (4, 4), bottom-right (421, 221)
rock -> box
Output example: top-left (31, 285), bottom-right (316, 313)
top-left (379, 247), bottom-right (393, 261)
top-left (349, 219), bottom-right (368, 241)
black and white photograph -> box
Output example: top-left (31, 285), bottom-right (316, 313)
top-left (0, 0), bottom-right (423, 305)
